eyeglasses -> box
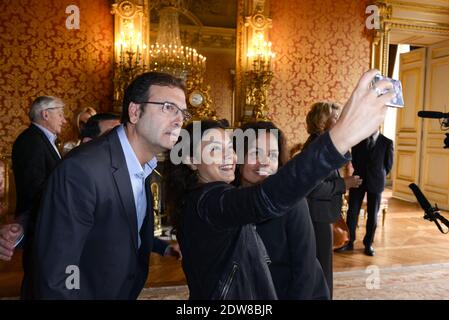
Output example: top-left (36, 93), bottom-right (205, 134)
top-left (137, 101), bottom-right (192, 122)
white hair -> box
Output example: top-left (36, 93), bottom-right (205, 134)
top-left (29, 96), bottom-right (65, 122)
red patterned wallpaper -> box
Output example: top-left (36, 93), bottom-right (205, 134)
top-left (0, 0), bottom-right (113, 154)
top-left (203, 50), bottom-right (235, 123)
top-left (269, 0), bottom-right (371, 150)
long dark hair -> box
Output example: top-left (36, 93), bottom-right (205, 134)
top-left (233, 121), bottom-right (288, 187)
top-left (163, 119), bottom-right (229, 232)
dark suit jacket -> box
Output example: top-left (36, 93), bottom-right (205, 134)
top-left (303, 134), bottom-right (346, 223)
top-left (33, 128), bottom-right (167, 299)
top-left (12, 124), bottom-right (60, 236)
top-left (351, 133), bottom-right (394, 193)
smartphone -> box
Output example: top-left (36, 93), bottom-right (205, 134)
top-left (371, 74), bottom-right (404, 108)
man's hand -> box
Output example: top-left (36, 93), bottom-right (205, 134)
top-left (164, 242), bottom-right (182, 260)
top-left (0, 223), bottom-right (24, 261)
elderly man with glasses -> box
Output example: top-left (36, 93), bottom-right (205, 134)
top-left (0, 96), bottom-right (67, 299)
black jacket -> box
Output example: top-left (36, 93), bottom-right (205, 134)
top-left (177, 133), bottom-right (349, 299)
top-left (304, 134), bottom-right (346, 223)
top-left (33, 128), bottom-right (167, 299)
top-left (351, 133), bottom-right (393, 193)
top-left (12, 124), bottom-right (61, 236)
top-left (256, 199), bottom-right (330, 299)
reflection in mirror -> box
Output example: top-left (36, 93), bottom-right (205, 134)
top-left (150, 0), bottom-right (237, 123)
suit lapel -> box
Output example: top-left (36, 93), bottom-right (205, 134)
top-left (372, 134), bottom-right (385, 154)
top-left (139, 176), bottom-right (154, 254)
top-left (30, 124), bottom-right (61, 161)
top-left (108, 129), bottom-right (139, 251)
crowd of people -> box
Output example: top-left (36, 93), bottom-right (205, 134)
top-left (0, 69), bottom-right (394, 299)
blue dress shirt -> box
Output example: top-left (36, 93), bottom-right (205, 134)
top-left (116, 125), bottom-right (157, 248)
top-left (32, 122), bottom-right (61, 158)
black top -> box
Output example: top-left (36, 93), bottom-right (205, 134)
top-left (177, 132), bottom-right (349, 299)
top-left (12, 124), bottom-right (61, 235)
top-left (256, 199), bottom-right (330, 299)
top-left (304, 133), bottom-right (346, 223)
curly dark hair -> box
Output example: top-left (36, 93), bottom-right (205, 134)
top-left (163, 119), bottom-right (230, 232)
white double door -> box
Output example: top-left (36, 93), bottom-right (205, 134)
top-left (393, 40), bottom-right (449, 210)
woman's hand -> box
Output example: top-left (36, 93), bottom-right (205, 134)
top-left (330, 69), bottom-right (395, 154)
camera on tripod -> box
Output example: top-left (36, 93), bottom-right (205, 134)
top-left (417, 111), bottom-right (449, 148)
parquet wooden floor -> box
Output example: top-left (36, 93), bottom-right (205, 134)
top-left (1, 188), bottom-right (448, 298)
top-left (334, 189), bottom-right (449, 272)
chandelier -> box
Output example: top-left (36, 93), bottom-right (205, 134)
top-left (149, 6), bottom-right (206, 81)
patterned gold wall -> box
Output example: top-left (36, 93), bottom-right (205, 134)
top-left (204, 50), bottom-right (235, 123)
top-left (0, 0), bottom-right (113, 155)
top-left (269, 0), bottom-right (371, 150)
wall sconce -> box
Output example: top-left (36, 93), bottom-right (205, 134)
top-left (111, 0), bottom-right (149, 112)
top-left (245, 31), bottom-right (275, 121)
top-left (243, 9), bottom-right (274, 122)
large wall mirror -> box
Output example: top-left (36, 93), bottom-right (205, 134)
top-left (149, 0), bottom-right (238, 123)
top-left (148, 0), bottom-right (271, 126)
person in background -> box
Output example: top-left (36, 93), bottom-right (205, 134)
top-left (337, 128), bottom-right (393, 256)
top-left (76, 107), bottom-right (97, 133)
top-left (0, 96), bottom-right (67, 299)
top-left (63, 107), bottom-right (97, 153)
top-left (80, 113), bottom-right (121, 143)
top-left (236, 121), bottom-right (329, 299)
top-left (303, 101), bottom-right (362, 297)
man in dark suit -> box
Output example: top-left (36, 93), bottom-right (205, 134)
top-left (33, 72), bottom-right (185, 299)
top-left (337, 129), bottom-right (393, 256)
top-left (0, 96), bottom-right (66, 299)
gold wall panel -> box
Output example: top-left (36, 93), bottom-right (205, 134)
top-left (0, 0), bottom-right (114, 154)
top-left (401, 49), bottom-right (425, 64)
top-left (398, 137), bottom-right (418, 146)
top-left (431, 45), bottom-right (449, 59)
top-left (203, 50), bottom-right (235, 123)
top-left (267, 0), bottom-right (371, 149)
top-left (396, 151), bottom-right (416, 180)
top-left (427, 136), bottom-right (448, 149)
top-left (421, 190), bottom-right (448, 206)
top-left (423, 152), bottom-right (449, 189)
top-left (399, 68), bottom-right (421, 131)
top-left (427, 57), bottom-right (449, 133)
